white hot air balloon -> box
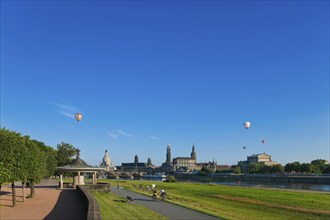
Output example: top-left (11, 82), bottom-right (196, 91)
top-left (244, 121), bottom-right (251, 129)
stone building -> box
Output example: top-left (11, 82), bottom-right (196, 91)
top-left (119, 155), bottom-right (155, 173)
top-left (160, 144), bottom-right (173, 173)
top-left (99, 149), bottom-right (116, 171)
top-left (160, 144), bottom-right (199, 173)
top-left (196, 161), bottom-right (218, 173)
top-left (238, 152), bottom-right (279, 172)
top-left (172, 145), bottom-right (198, 172)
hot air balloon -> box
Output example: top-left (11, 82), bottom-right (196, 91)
top-left (75, 113), bottom-right (82, 121)
top-left (244, 121), bottom-right (251, 129)
top-left (262, 139), bottom-right (265, 144)
top-left (243, 146), bottom-right (246, 150)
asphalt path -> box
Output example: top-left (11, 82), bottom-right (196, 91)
top-left (110, 187), bottom-right (220, 220)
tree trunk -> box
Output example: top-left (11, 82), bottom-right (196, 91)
top-left (22, 182), bottom-right (26, 202)
top-left (12, 182), bottom-right (16, 207)
top-left (30, 182), bottom-right (35, 198)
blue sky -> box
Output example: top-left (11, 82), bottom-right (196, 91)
top-left (1, 0), bottom-right (329, 167)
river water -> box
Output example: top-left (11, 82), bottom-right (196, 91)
top-left (214, 181), bottom-right (330, 192)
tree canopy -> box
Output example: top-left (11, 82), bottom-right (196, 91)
top-left (56, 142), bottom-right (77, 166)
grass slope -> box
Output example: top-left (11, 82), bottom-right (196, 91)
top-left (91, 191), bottom-right (167, 220)
top-left (100, 180), bottom-right (330, 220)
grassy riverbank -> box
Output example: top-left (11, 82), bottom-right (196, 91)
top-left (99, 179), bottom-right (330, 220)
top-left (91, 191), bottom-right (166, 220)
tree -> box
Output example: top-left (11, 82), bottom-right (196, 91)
top-left (260, 165), bottom-right (271, 174)
top-left (272, 164), bottom-right (284, 173)
top-left (322, 164), bottom-right (330, 174)
top-left (56, 142), bottom-right (77, 167)
top-left (233, 165), bottom-right (241, 174)
top-left (0, 161), bottom-right (10, 196)
top-left (32, 140), bottom-right (57, 178)
top-left (300, 163), bottom-right (320, 174)
top-left (311, 159), bottom-right (327, 173)
top-left (0, 128), bottom-right (25, 206)
top-left (284, 162), bottom-right (301, 173)
top-left (200, 167), bottom-right (212, 175)
top-left (248, 163), bottom-right (261, 174)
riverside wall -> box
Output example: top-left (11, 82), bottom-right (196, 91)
top-left (173, 174), bottom-right (330, 184)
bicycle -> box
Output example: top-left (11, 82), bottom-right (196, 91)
top-left (151, 193), bottom-right (157, 201)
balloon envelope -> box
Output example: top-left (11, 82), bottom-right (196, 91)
top-left (75, 113), bottom-right (82, 121)
top-left (244, 121), bottom-right (251, 129)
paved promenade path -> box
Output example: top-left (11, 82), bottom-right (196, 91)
top-left (111, 186), bottom-right (220, 220)
top-left (0, 179), bottom-right (85, 220)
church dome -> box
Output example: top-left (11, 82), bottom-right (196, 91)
top-left (102, 150), bottom-right (111, 167)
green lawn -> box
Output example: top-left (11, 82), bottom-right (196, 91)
top-left (91, 191), bottom-right (167, 220)
top-left (98, 179), bottom-right (330, 220)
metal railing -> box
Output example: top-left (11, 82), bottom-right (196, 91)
top-left (80, 183), bottom-right (111, 193)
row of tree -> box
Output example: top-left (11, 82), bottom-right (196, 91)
top-left (244, 160), bottom-right (330, 174)
top-left (0, 128), bottom-right (78, 207)
top-left (283, 160), bottom-right (330, 174)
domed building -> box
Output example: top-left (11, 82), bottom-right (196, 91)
top-left (100, 149), bottom-right (116, 171)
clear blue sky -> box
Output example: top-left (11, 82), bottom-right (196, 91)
top-left (1, 0), bottom-right (329, 167)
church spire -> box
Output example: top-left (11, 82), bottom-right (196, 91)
top-left (191, 144), bottom-right (196, 160)
top-left (166, 144), bottom-right (171, 164)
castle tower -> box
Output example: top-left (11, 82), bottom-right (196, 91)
top-left (134, 155), bottom-right (139, 166)
top-left (191, 144), bottom-right (196, 160)
top-left (147, 157), bottom-right (152, 166)
top-left (134, 155), bottom-right (139, 168)
top-left (166, 144), bottom-right (171, 165)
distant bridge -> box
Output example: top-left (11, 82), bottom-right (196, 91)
top-left (100, 171), bottom-right (147, 179)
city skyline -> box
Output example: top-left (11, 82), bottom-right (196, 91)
top-left (1, 1), bottom-right (329, 166)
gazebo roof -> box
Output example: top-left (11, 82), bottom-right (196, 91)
top-left (57, 149), bottom-right (105, 172)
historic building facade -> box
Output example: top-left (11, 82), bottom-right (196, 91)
top-left (160, 144), bottom-right (200, 173)
top-left (172, 145), bottom-right (197, 172)
top-left (118, 155), bottom-right (155, 173)
top-left (238, 153), bottom-right (279, 172)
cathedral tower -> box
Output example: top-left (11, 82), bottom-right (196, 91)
top-left (134, 155), bottom-right (139, 167)
top-left (166, 144), bottom-right (171, 165)
top-left (191, 145), bottom-right (196, 160)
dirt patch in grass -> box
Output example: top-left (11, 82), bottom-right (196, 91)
top-left (211, 194), bottom-right (330, 216)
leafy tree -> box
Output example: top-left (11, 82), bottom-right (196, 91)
top-left (232, 165), bottom-right (241, 174)
top-left (272, 164), bottom-right (284, 173)
top-left (311, 159), bottom-right (327, 173)
top-left (0, 128), bottom-right (25, 206)
top-left (322, 164), bottom-right (330, 174)
top-left (200, 167), bottom-right (212, 175)
top-left (300, 163), bottom-right (321, 174)
top-left (56, 142), bottom-right (77, 166)
top-left (0, 161), bottom-right (10, 196)
top-left (284, 162), bottom-right (301, 173)
top-left (32, 140), bottom-right (57, 177)
top-left (248, 163), bottom-right (261, 174)
top-left (260, 165), bottom-right (271, 174)
top-left (311, 159), bottom-right (327, 167)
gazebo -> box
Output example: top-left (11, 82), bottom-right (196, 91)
top-left (57, 150), bottom-right (105, 189)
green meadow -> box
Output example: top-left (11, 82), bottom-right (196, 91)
top-left (91, 191), bottom-right (166, 220)
top-left (97, 179), bottom-right (330, 220)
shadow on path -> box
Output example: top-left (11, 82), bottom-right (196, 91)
top-left (44, 189), bottom-right (86, 220)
